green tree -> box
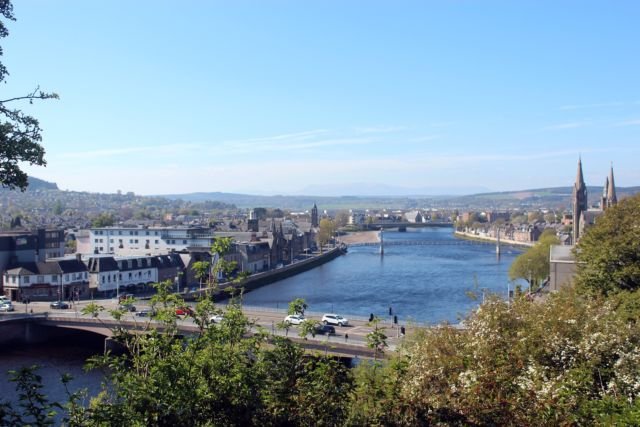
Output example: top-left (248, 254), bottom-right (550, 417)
top-left (576, 193), bottom-right (640, 294)
top-left (0, 1), bottom-right (58, 191)
top-left (53, 200), bottom-right (64, 215)
top-left (317, 218), bottom-right (336, 249)
top-left (509, 229), bottom-right (559, 291)
top-left (210, 237), bottom-right (238, 287)
top-left (288, 297), bottom-right (307, 315)
top-left (366, 316), bottom-right (388, 361)
top-left (91, 212), bottom-right (115, 227)
top-left (191, 260), bottom-right (210, 290)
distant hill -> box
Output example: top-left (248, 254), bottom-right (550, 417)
top-left (445, 186), bottom-right (640, 209)
top-left (26, 176), bottom-right (59, 191)
top-left (159, 186), bottom-right (640, 210)
top-left (0, 176), bottom-right (59, 192)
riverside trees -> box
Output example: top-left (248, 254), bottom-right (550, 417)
top-left (509, 228), bottom-right (559, 291)
top-left (576, 193), bottom-right (640, 294)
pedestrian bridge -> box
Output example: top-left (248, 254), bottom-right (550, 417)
top-left (348, 239), bottom-right (498, 247)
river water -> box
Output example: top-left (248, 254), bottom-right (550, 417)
top-left (242, 227), bottom-right (522, 325)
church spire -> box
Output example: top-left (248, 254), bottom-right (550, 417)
top-left (572, 157), bottom-right (588, 244)
top-left (607, 163), bottom-right (617, 207)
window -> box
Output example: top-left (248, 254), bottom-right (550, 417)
top-left (155, 240), bottom-right (159, 244)
top-left (11, 275), bottom-right (16, 283)
top-left (134, 239), bottom-right (138, 244)
top-left (129, 239), bottom-right (133, 244)
top-left (129, 231), bottom-right (133, 235)
top-left (94, 238), bottom-right (99, 243)
top-left (51, 275), bottom-right (57, 281)
top-left (183, 240), bottom-right (187, 244)
top-left (24, 276), bottom-right (30, 284)
top-left (102, 276), bottom-right (105, 283)
top-left (37, 275), bottom-right (44, 283)
top-left (110, 239), bottom-right (114, 243)
top-left (65, 274), bottom-right (69, 280)
top-left (99, 247), bottom-right (104, 251)
top-left (146, 231), bottom-right (150, 235)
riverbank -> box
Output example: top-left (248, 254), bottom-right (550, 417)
top-left (190, 246), bottom-right (346, 301)
top-left (454, 230), bottom-right (534, 248)
top-left (339, 230), bottom-right (380, 245)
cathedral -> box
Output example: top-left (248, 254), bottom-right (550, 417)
top-left (572, 158), bottom-right (617, 244)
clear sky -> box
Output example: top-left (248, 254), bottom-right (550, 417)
top-left (4, 1), bottom-right (640, 196)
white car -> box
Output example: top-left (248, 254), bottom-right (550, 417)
top-left (322, 313), bottom-right (349, 326)
top-left (209, 314), bottom-right (224, 323)
top-left (0, 303), bottom-right (15, 312)
top-left (284, 314), bottom-right (305, 325)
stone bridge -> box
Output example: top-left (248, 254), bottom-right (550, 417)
top-left (0, 314), bottom-right (379, 360)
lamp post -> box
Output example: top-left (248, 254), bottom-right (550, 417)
top-left (175, 269), bottom-right (183, 294)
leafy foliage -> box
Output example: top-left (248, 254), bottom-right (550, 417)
top-left (576, 193), bottom-right (640, 294)
top-left (287, 297), bottom-right (307, 315)
top-left (509, 228), bottom-right (559, 290)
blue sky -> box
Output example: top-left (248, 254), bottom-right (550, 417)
top-left (4, 1), bottom-right (640, 196)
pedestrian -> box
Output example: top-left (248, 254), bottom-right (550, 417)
top-left (400, 325), bottom-right (406, 336)
top-left (389, 306), bottom-right (392, 316)
top-left (369, 313), bottom-right (374, 322)
top-left (345, 333), bottom-right (349, 342)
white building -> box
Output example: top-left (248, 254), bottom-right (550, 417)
top-left (76, 226), bottom-right (220, 256)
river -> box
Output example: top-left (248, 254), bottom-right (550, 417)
top-left (241, 227), bottom-right (522, 324)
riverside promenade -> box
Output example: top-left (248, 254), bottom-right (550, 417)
top-left (454, 230), bottom-right (534, 248)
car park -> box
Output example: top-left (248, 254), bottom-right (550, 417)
top-left (284, 314), bottom-right (305, 325)
top-left (50, 301), bottom-right (70, 310)
top-left (314, 324), bottom-right (336, 335)
top-left (321, 314), bottom-right (349, 326)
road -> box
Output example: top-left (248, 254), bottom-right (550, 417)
top-left (3, 299), bottom-right (412, 352)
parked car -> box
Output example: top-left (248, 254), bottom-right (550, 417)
top-left (314, 324), bottom-right (336, 335)
top-left (118, 304), bottom-right (136, 312)
top-left (50, 301), bottom-right (69, 310)
top-left (135, 308), bottom-right (156, 317)
top-left (0, 303), bottom-right (14, 312)
top-left (209, 314), bottom-right (224, 323)
top-left (321, 313), bottom-right (349, 326)
top-left (176, 306), bottom-right (194, 316)
top-left (284, 314), bottom-right (305, 325)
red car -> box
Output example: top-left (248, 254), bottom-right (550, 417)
top-left (175, 306), bottom-right (194, 316)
